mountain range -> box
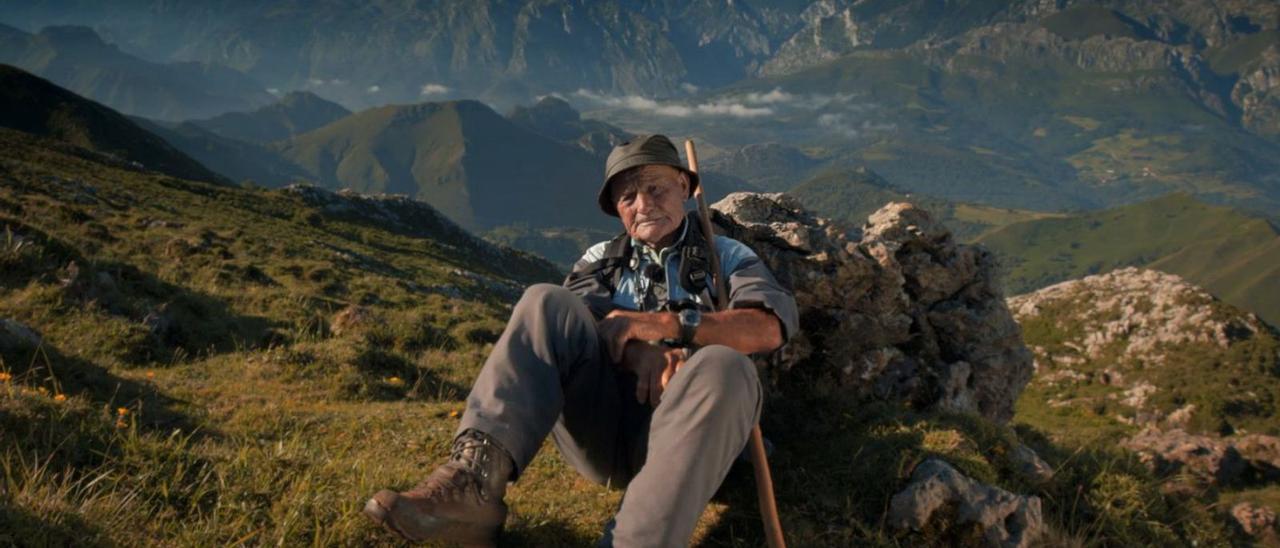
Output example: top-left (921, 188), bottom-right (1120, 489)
top-left (0, 23), bottom-right (272, 121)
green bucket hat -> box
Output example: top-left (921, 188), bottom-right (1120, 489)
top-left (598, 134), bottom-right (700, 217)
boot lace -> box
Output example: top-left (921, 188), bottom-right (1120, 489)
top-left (414, 430), bottom-right (505, 504)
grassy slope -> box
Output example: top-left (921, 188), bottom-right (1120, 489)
top-left (1011, 273), bottom-right (1280, 534)
top-left (0, 128), bottom-right (1244, 545)
top-left (978, 193), bottom-right (1280, 325)
top-left (789, 168), bottom-right (1066, 241)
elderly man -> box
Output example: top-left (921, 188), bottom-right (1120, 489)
top-left (364, 134), bottom-right (797, 547)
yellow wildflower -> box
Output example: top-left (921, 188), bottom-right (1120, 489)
top-left (386, 376), bottom-right (404, 387)
top-left (0, 372), bottom-right (11, 383)
top-left (146, 371), bottom-right (155, 379)
top-left (54, 394), bottom-right (67, 403)
top-left (448, 409), bottom-right (461, 419)
top-left (37, 386), bottom-right (48, 396)
top-left (117, 407), bottom-right (129, 416)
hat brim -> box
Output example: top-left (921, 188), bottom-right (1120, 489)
top-left (597, 162), bottom-right (701, 217)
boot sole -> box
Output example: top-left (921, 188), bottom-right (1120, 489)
top-left (362, 490), bottom-right (503, 547)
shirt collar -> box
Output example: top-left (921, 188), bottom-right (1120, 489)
top-left (632, 217), bottom-right (689, 264)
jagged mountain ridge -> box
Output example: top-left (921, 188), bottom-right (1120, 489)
top-left (192, 91), bottom-right (352, 144)
top-left (2, 0), bottom-right (1274, 115)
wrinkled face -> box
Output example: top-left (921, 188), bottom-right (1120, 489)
top-left (610, 164), bottom-right (690, 248)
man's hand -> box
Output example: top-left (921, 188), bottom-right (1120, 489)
top-left (598, 309), bottom-right (676, 363)
top-left (618, 340), bottom-right (686, 406)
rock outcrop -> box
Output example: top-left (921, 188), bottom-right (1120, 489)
top-left (711, 192), bottom-right (1033, 423)
top-left (889, 459), bottom-right (1044, 548)
top-left (0, 318), bottom-right (42, 352)
top-left (1010, 267), bottom-right (1279, 430)
top-left (1122, 428), bottom-right (1248, 486)
top-left (1231, 501), bottom-right (1278, 542)
top-left (1122, 427), bottom-right (1280, 490)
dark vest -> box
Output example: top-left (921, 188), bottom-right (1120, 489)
top-left (563, 211), bottom-right (714, 318)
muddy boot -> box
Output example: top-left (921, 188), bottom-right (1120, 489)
top-left (364, 429), bottom-right (514, 547)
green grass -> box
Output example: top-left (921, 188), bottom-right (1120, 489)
top-left (980, 192), bottom-right (1280, 326)
top-left (0, 128), bottom-right (1253, 545)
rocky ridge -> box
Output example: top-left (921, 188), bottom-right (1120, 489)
top-left (1010, 267), bottom-right (1278, 431)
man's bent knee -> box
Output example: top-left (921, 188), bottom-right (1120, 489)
top-left (520, 283), bottom-right (576, 306)
top-left (679, 345), bottom-right (760, 399)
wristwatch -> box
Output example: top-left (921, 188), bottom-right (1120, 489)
top-left (677, 307), bottom-right (701, 347)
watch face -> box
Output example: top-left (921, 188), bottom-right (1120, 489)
top-left (680, 308), bottom-right (701, 326)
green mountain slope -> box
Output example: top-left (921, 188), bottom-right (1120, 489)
top-left (274, 100), bottom-right (612, 231)
top-left (193, 91), bottom-right (352, 144)
top-left (789, 167), bottom-right (1066, 241)
top-left (0, 24), bottom-right (272, 121)
top-left (0, 64), bottom-right (226, 185)
top-left (507, 96), bottom-right (630, 157)
top-left (129, 117), bottom-right (313, 188)
top-left (978, 193), bottom-right (1280, 325)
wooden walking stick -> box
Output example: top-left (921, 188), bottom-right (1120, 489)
top-left (685, 139), bottom-right (786, 548)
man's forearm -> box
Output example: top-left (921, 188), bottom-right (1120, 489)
top-left (694, 308), bottom-right (783, 354)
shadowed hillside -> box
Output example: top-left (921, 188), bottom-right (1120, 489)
top-left (0, 64), bottom-right (226, 185)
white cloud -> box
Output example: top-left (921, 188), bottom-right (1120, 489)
top-left (420, 83), bottom-right (451, 96)
top-left (742, 88), bottom-right (794, 104)
top-left (680, 82), bottom-right (700, 94)
top-left (573, 89), bottom-right (772, 118)
top-left (818, 112), bottom-right (896, 138)
top-left (267, 87), bottom-right (280, 95)
top-left (366, 85), bottom-right (381, 93)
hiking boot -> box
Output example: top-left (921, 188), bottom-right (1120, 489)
top-left (364, 429), bottom-right (514, 547)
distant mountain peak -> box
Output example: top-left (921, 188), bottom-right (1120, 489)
top-left (35, 25), bottom-right (109, 48)
top-left (192, 89), bottom-right (352, 144)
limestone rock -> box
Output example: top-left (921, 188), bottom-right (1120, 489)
top-left (1122, 428), bottom-right (1246, 486)
top-left (889, 459), bottom-right (1043, 548)
top-left (712, 193), bottom-right (1033, 423)
top-left (1230, 502), bottom-right (1278, 541)
top-left (0, 318), bottom-right (42, 351)
top-left (1009, 443), bottom-right (1054, 484)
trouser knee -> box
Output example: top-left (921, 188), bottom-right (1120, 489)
top-left (677, 345), bottom-right (761, 414)
top-left (512, 283), bottom-right (582, 321)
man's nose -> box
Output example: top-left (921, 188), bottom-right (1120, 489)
top-left (634, 191), bottom-right (655, 211)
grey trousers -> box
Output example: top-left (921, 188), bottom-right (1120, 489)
top-left (458, 284), bottom-right (763, 547)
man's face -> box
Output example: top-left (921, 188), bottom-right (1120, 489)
top-left (610, 164), bottom-right (689, 248)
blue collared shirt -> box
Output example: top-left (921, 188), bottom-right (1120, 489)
top-left (573, 221), bottom-right (799, 342)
